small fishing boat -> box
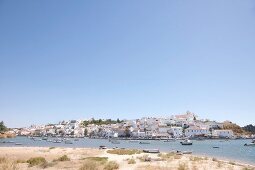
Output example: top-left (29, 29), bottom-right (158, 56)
top-left (244, 140), bottom-right (255, 146)
top-left (53, 139), bottom-right (62, 143)
top-left (42, 137), bottom-right (48, 140)
top-left (180, 139), bottom-right (193, 145)
top-left (143, 149), bottom-right (160, 153)
top-left (213, 146), bottom-right (220, 149)
top-left (139, 141), bottom-right (150, 144)
top-left (99, 145), bottom-right (107, 149)
top-left (182, 151), bottom-right (192, 154)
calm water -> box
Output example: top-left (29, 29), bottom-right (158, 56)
top-left (1, 137), bottom-right (254, 165)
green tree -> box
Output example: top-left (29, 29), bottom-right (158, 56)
top-left (0, 121), bottom-right (7, 132)
top-left (84, 128), bottom-right (88, 136)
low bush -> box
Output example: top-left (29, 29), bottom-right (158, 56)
top-left (27, 157), bottom-right (46, 167)
top-left (107, 149), bottom-right (141, 155)
top-left (127, 158), bottom-right (136, 164)
top-left (84, 157), bottom-right (108, 164)
top-left (79, 160), bottom-right (100, 170)
top-left (54, 155), bottom-right (70, 162)
top-left (104, 161), bottom-right (119, 170)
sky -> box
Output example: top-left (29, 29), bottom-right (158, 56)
top-left (0, 0), bottom-right (255, 127)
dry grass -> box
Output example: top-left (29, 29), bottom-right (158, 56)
top-left (127, 158), bottom-right (136, 164)
top-left (178, 163), bottom-right (188, 170)
top-left (103, 161), bottom-right (119, 170)
top-left (158, 152), bottom-right (175, 159)
top-left (107, 149), bottom-right (141, 155)
top-left (79, 160), bottom-right (101, 170)
top-left (137, 154), bottom-right (151, 162)
top-left (0, 157), bottom-right (19, 170)
top-left (53, 155), bottom-right (70, 162)
top-left (189, 156), bottom-right (204, 162)
top-left (84, 157), bottom-right (108, 164)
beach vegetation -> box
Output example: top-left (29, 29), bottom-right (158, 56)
top-left (127, 158), bottom-right (136, 164)
top-left (49, 147), bottom-right (56, 149)
top-left (138, 154), bottom-right (151, 162)
top-left (0, 159), bottom-right (18, 170)
top-left (178, 163), bottom-right (188, 170)
top-left (158, 152), bottom-right (175, 160)
top-left (84, 157), bottom-right (108, 164)
top-left (54, 155), bottom-right (70, 162)
top-left (103, 161), bottom-right (119, 170)
top-left (212, 157), bottom-right (217, 162)
top-left (27, 157), bottom-right (47, 167)
top-left (107, 149), bottom-right (141, 155)
top-left (189, 156), bottom-right (203, 162)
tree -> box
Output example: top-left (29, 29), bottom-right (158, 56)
top-left (124, 127), bottom-right (131, 137)
top-left (84, 128), bottom-right (88, 136)
top-left (117, 118), bottom-right (120, 123)
top-left (0, 121), bottom-right (7, 132)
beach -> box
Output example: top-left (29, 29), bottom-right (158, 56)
top-left (0, 147), bottom-right (254, 170)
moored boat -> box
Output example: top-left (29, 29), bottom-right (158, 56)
top-left (244, 139), bottom-right (255, 146)
top-left (139, 141), bottom-right (150, 144)
top-left (65, 140), bottom-right (73, 144)
top-left (143, 149), bottom-right (160, 153)
top-left (99, 145), bottom-right (107, 149)
top-left (180, 139), bottom-right (193, 145)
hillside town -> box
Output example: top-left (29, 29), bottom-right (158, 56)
top-left (7, 111), bottom-right (254, 139)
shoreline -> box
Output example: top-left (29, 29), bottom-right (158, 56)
top-left (0, 146), bottom-right (254, 170)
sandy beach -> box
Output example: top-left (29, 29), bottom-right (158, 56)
top-left (0, 147), bottom-right (254, 170)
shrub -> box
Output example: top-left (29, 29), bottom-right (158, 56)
top-left (178, 163), bottom-right (188, 170)
top-left (138, 154), bottom-right (151, 162)
top-left (40, 162), bottom-right (56, 169)
top-left (189, 156), bottom-right (203, 161)
top-left (107, 149), bottom-right (141, 155)
top-left (49, 147), bottom-right (56, 149)
top-left (54, 155), bottom-right (70, 162)
top-left (212, 158), bottom-right (217, 162)
top-left (158, 153), bottom-right (175, 159)
top-left (27, 157), bottom-right (46, 167)
top-left (104, 161), bottom-right (119, 170)
top-left (127, 158), bottom-right (136, 164)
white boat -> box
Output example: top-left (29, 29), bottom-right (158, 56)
top-left (244, 140), bottom-right (255, 146)
top-left (180, 139), bottom-right (193, 145)
top-left (53, 139), bottom-right (62, 143)
top-left (143, 149), bottom-right (160, 153)
top-left (139, 141), bottom-right (150, 144)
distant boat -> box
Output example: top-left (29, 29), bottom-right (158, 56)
top-left (143, 149), bottom-right (160, 153)
top-left (244, 140), bottom-right (255, 146)
top-left (53, 139), bottom-right (62, 143)
top-left (42, 137), bottom-right (48, 140)
top-left (139, 141), bottom-right (150, 144)
top-left (164, 139), bottom-right (176, 142)
top-left (182, 151), bottom-right (192, 154)
top-left (213, 146), bottom-right (220, 149)
top-left (99, 145), bottom-right (107, 149)
top-left (74, 139), bottom-right (79, 141)
top-left (15, 143), bottom-right (22, 145)
top-left (180, 139), bottom-right (193, 145)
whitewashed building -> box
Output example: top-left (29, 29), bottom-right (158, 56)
top-left (212, 130), bottom-right (234, 138)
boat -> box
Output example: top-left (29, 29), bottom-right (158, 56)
top-left (244, 140), bottom-right (255, 146)
top-left (99, 145), bottom-right (107, 149)
top-left (42, 137), bottom-right (48, 140)
top-left (213, 146), bottom-right (220, 148)
top-left (53, 139), bottom-right (62, 143)
top-left (65, 140), bottom-right (73, 144)
top-left (143, 149), bottom-right (160, 153)
top-left (180, 139), bottom-right (193, 145)
top-left (46, 139), bottom-right (53, 142)
top-left (139, 141), bottom-right (150, 144)
top-left (74, 138), bottom-right (79, 141)
top-left (163, 139), bottom-right (176, 142)
top-left (3, 141), bottom-right (14, 143)
top-left (182, 151), bottom-right (192, 154)
top-left (15, 143), bottom-right (22, 145)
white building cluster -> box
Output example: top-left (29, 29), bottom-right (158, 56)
top-left (15, 111), bottom-right (235, 139)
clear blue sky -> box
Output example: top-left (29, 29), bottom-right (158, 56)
top-left (1, 0), bottom-right (255, 127)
